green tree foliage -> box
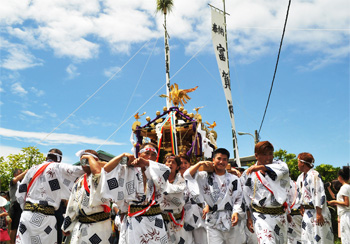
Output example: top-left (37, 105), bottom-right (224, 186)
top-left (156, 0), bottom-right (173, 15)
top-left (0, 146), bottom-right (45, 191)
top-left (274, 149), bottom-right (299, 181)
top-left (315, 164), bottom-right (339, 183)
top-left (273, 149), bottom-right (340, 182)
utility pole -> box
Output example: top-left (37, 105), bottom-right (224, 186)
top-left (254, 130), bottom-right (260, 144)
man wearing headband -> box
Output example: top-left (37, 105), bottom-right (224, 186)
top-left (94, 142), bottom-right (171, 244)
top-left (15, 148), bottom-right (84, 244)
top-left (296, 152), bottom-right (333, 243)
top-left (62, 149), bottom-right (112, 244)
top-left (184, 148), bottom-right (244, 244)
top-left (241, 141), bottom-right (290, 244)
top-left (160, 154), bottom-right (188, 244)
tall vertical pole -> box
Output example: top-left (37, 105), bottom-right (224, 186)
top-left (222, 0), bottom-right (238, 160)
top-left (164, 13), bottom-right (172, 109)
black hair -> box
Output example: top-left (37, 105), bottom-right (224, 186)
top-left (212, 148), bottom-right (230, 159)
top-left (164, 153), bottom-right (181, 168)
top-left (139, 142), bottom-right (158, 153)
top-left (331, 180), bottom-right (342, 192)
top-left (46, 148), bottom-right (63, 162)
top-left (13, 168), bottom-right (23, 176)
top-left (338, 166), bottom-right (350, 181)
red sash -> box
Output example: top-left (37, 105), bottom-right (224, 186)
top-left (27, 162), bottom-right (52, 195)
top-left (255, 171), bottom-right (288, 209)
top-left (168, 208), bottom-right (185, 227)
top-left (255, 171), bottom-right (273, 195)
top-left (82, 174), bottom-right (111, 213)
top-left (128, 185), bottom-right (156, 217)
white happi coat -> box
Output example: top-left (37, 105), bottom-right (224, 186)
top-left (287, 179), bottom-right (302, 244)
top-left (336, 184), bottom-right (350, 244)
top-left (184, 170), bottom-right (243, 232)
top-left (296, 169), bottom-right (333, 244)
top-left (160, 173), bottom-right (188, 244)
top-left (15, 161), bottom-right (84, 244)
top-left (239, 177), bottom-right (258, 244)
top-left (96, 161), bottom-right (170, 244)
top-left (242, 160), bottom-right (290, 244)
top-left (183, 183), bottom-right (207, 244)
top-left (114, 201), bottom-right (129, 244)
top-left (62, 173), bottom-right (112, 244)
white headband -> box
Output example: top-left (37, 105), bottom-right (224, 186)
top-left (139, 147), bottom-right (157, 155)
top-left (47, 152), bottom-right (62, 162)
top-left (75, 150), bottom-right (99, 159)
top-left (299, 158), bottom-right (314, 167)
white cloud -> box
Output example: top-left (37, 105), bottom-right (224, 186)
top-left (0, 38), bottom-right (43, 70)
top-left (0, 127), bottom-right (123, 146)
top-left (0, 145), bottom-right (22, 158)
top-left (30, 87), bottom-right (45, 97)
top-left (45, 112), bottom-right (57, 118)
top-left (21, 110), bottom-right (43, 118)
top-left (0, 0), bottom-right (348, 69)
top-left (66, 64), bottom-right (80, 79)
top-left (78, 116), bottom-right (117, 127)
top-left (104, 66), bottom-right (121, 77)
top-left (11, 82), bottom-right (28, 96)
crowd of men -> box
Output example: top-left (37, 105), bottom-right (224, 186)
top-left (4, 141), bottom-right (350, 244)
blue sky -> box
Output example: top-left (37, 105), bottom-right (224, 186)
top-left (0, 0), bottom-right (349, 167)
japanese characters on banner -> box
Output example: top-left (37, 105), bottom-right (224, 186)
top-left (211, 7), bottom-right (241, 167)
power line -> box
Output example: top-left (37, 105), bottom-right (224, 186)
top-left (34, 39), bottom-right (152, 147)
top-left (116, 38), bottom-right (160, 127)
top-left (97, 37), bottom-right (212, 149)
top-left (258, 0), bottom-right (292, 135)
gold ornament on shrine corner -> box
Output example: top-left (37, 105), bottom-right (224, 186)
top-left (134, 112), bottom-right (146, 120)
top-left (205, 121), bottom-right (217, 130)
top-left (132, 112), bottom-right (146, 131)
top-left (194, 106), bottom-right (204, 123)
top-left (210, 130), bottom-right (218, 140)
top-left (160, 83), bottom-right (198, 107)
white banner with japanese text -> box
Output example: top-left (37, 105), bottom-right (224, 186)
top-left (211, 7), bottom-right (241, 166)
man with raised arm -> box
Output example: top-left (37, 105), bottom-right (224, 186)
top-left (241, 141), bottom-right (290, 244)
top-left (15, 148), bottom-right (84, 244)
top-left (160, 154), bottom-right (187, 244)
top-left (184, 148), bottom-right (244, 244)
top-left (94, 142), bottom-right (170, 244)
top-left (62, 149), bottom-right (112, 244)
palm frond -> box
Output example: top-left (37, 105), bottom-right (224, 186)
top-left (156, 0), bottom-right (174, 14)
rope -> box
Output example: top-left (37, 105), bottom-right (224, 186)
top-left (116, 38), bottom-right (160, 126)
top-left (258, 0), bottom-right (292, 134)
top-left (96, 83), bottom-right (166, 150)
top-left (97, 37), bottom-right (212, 149)
top-left (34, 39), bottom-right (152, 147)
top-left (173, 29), bottom-right (259, 127)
